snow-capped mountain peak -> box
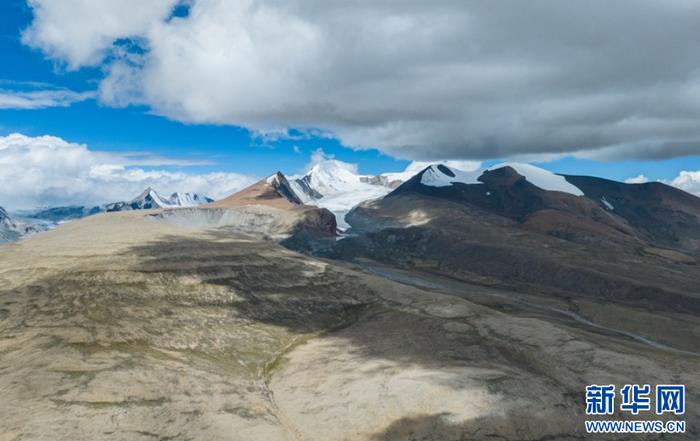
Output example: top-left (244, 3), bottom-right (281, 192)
top-left (291, 160), bottom-right (396, 202)
top-left (105, 188), bottom-right (213, 212)
top-left (289, 160), bottom-right (398, 230)
top-left (168, 192), bottom-right (214, 207)
top-left (383, 160), bottom-right (481, 184)
top-left (291, 160), bottom-right (365, 201)
top-left (134, 187), bottom-right (171, 208)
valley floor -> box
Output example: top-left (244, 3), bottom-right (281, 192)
top-left (0, 211), bottom-right (697, 440)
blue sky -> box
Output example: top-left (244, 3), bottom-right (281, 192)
top-left (2, 0), bottom-right (700, 209)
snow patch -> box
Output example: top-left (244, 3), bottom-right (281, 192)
top-left (600, 196), bottom-right (614, 210)
top-left (266, 173), bottom-right (282, 185)
top-left (487, 162), bottom-right (584, 196)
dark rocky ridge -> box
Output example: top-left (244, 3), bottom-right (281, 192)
top-left (563, 174), bottom-right (700, 250)
top-left (387, 165), bottom-right (700, 251)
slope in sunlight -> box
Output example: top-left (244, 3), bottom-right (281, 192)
top-left (208, 172), bottom-right (303, 210)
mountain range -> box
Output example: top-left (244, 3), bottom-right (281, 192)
top-left (5, 161), bottom-right (700, 248)
top-left (0, 188), bottom-right (214, 243)
top-left (379, 162), bottom-right (700, 253)
top-left (104, 187), bottom-right (213, 212)
top-left (322, 162), bottom-right (700, 339)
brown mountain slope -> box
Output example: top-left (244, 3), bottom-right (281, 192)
top-left (208, 172), bottom-right (303, 210)
top-left (201, 172), bottom-right (337, 240)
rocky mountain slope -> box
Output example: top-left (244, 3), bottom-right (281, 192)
top-left (18, 189), bottom-right (214, 225)
top-left (158, 172), bottom-right (339, 241)
top-left (210, 172), bottom-right (303, 210)
top-left (564, 173), bottom-right (700, 251)
top-left (0, 206), bottom-right (44, 243)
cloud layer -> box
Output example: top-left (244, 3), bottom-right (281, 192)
top-left (0, 133), bottom-right (254, 210)
top-left (20, 0), bottom-right (700, 161)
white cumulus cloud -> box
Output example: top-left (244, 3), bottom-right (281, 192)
top-left (624, 174), bottom-right (649, 184)
top-left (0, 133), bottom-right (255, 210)
top-left (304, 148), bottom-right (358, 174)
top-left (665, 170), bottom-right (700, 196)
top-left (22, 0), bottom-right (179, 69)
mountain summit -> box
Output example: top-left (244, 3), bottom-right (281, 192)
top-left (208, 172), bottom-right (303, 210)
top-left (290, 160), bottom-right (400, 229)
top-left (290, 160), bottom-right (399, 203)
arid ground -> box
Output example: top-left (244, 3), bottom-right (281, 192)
top-left (0, 209), bottom-right (698, 440)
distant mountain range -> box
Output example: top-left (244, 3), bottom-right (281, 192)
top-left (104, 187), bottom-right (213, 212)
top-left (5, 162), bottom-right (700, 247)
top-left (0, 188), bottom-right (214, 243)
